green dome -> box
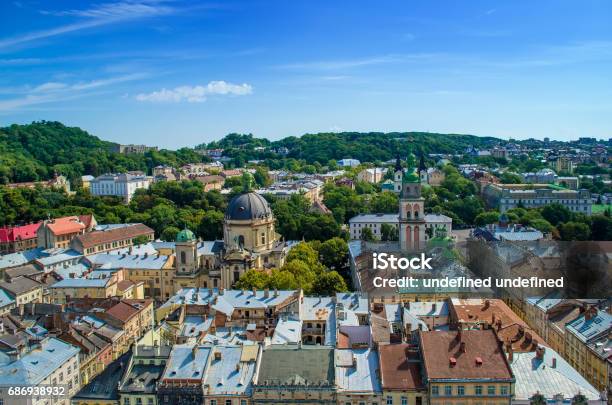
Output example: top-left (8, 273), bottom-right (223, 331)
top-left (403, 169), bottom-right (420, 183)
top-left (176, 228), bottom-right (196, 243)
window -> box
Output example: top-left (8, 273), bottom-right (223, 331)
top-left (500, 386), bottom-right (508, 395)
top-left (444, 385), bottom-right (452, 396)
top-left (401, 397), bottom-right (408, 405)
top-left (180, 251), bottom-right (186, 264)
top-left (387, 396), bottom-right (393, 405)
top-left (457, 386), bottom-right (465, 396)
top-left (240, 401), bottom-right (247, 405)
top-left (136, 399), bottom-right (142, 405)
top-left (123, 399), bottom-right (130, 405)
top-left (475, 385), bottom-right (482, 395)
top-left (432, 386), bottom-right (439, 396)
top-left (226, 400), bottom-right (232, 405)
top-left (210, 401), bottom-right (217, 405)
top-left (487, 386), bottom-right (495, 395)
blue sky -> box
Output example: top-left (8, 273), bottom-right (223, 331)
top-left (0, 0), bottom-right (611, 148)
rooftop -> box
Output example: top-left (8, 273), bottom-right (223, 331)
top-left (378, 344), bottom-right (423, 390)
top-left (0, 337), bottom-right (79, 385)
top-left (566, 308), bottom-right (612, 343)
top-left (72, 350), bottom-right (131, 400)
top-left (162, 344), bottom-right (211, 382)
top-left (335, 348), bottom-right (381, 393)
top-left (257, 345), bottom-right (334, 387)
top-left (74, 223), bottom-right (154, 249)
top-left (204, 345), bottom-right (256, 396)
top-left (420, 329), bottom-right (513, 381)
top-left (511, 347), bottom-right (600, 401)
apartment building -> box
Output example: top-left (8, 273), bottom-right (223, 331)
top-left (37, 214), bottom-right (97, 249)
top-left (0, 337), bottom-right (81, 405)
top-left (70, 223), bottom-right (155, 254)
top-left (0, 222), bottom-right (41, 254)
top-left (420, 330), bottom-right (514, 405)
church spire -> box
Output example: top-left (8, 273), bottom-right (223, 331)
top-left (394, 155), bottom-right (402, 172)
top-left (418, 153), bottom-right (427, 172)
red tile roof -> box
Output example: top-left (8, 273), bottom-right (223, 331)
top-left (0, 223), bottom-right (41, 243)
top-left (379, 344), bottom-right (424, 390)
top-left (45, 215), bottom-right (93, 236)
top-left (420, 329), bottom-right (513, 381)
top-left (106, 301), bottom-right (140, 323)
top-left (73, 223), bottom-right (153, 249)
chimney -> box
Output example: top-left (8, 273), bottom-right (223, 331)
top-left (459, 341), bottom-right (466, 353)
top-left (483, 299), bottom-right (490, 310)
top-left (192, 346), bottom-right (198, 358)
top-left (219, 288), bottom-right (224, 296)
top-left (491, 312), bottom-right (496, 325)
top-left (535, 346), bottom-right (545, 360)
top-left (252, 287), bottom-right (257, 297)
top-left (551, 357), bottom-right (557, 368)
top-left (404, 301), bottom-right (410, 309)
top-left (432, 303), bottom-right (437, 312)
top-left (506, 342), bottom-right (514, 362)
top-left (214, 351), bottom-right (222, 361)
top-left (264, 288), bottom-right (269, 298)
top-left (274, 289), bottom-right (278, 297)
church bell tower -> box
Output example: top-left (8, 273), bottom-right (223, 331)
top-left (398, 153), bottom-right (426, 252)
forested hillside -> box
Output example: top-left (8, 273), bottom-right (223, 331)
top-left (1, 121), bottom-right (502, 184)
top-left (0, 121), bottom-right (202, 184)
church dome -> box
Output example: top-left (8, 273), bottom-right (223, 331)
top-left (176, 228), bottom-right (196, 242)
top-left (225, 192), bottom-right (273, 221)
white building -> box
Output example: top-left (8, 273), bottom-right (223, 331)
top-left (348, 213), bottom-right (452, 241)
top-left (0, 337), bottom-right (81, 405)
top-left (357, 167), bottom-right (387, 184)
top-left (338, 158), bottom-right (360, 168)
top-left (89, 173), bottom-right (152, 203)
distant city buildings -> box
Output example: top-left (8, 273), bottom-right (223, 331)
top-left (109, 143), bottom-right (158, 154)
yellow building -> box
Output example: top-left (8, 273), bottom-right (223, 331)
top-left (379, 344), bottom-right (426, 405)
top-left (564, 307), bottom-right (612, 392)
top-left (421, 330), bottom-right (514, 405)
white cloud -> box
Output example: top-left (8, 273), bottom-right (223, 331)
top-left (135, 81), bottom-right (253, 103)
top-left (0, 1), bottom-right (176, 49)
top-left (0, 74), bottom-right (146, 111)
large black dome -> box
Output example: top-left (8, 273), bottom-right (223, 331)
top-left (225, 192), bottom-right (273, 220)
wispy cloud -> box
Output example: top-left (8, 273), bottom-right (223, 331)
top-left (276, 54), bottom-right (436, 71)
top-left (0, 1), bottom-right (177, 49)
top-left (0, 73), bottom-right (146, 111)
top-left (135, 81), bottom-right (253, 103)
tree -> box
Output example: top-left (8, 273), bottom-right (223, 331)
top-left (197, 210), bottom-right (224, 240)
top-left (160, 226), bottom-right (180, 242)
top-left (369, 191), bottom-right (398, 213)
top-left (361, 227), bottom-right (374, 241)
top-left (558, 221), bottom-right (591, 241)
top-left (529, 219), bottom-right (553, 234)
top-left (541, 203), bottom-right (572, 226)
top-left (281, 259), bottom-right (316, 293)
top-left (590, 215), bottom-right (612, 241)
top-left (571, 393), bottom-right (588, 405)
top-left (318, 237), bottom-right (348, 270)
top-left (380, 223), bottom-right (398, 241)
top-left (133, 234), bottom-right (152, 245)
top-left (474, 211), bottom-right (500, 226)
top-left (312, 271), bottom-right (348, 295)
top-left (234, 270), bottom-right (270, 290)
top-left (500, 172), bottom-right (522, 184)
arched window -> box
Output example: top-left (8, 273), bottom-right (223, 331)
top-left (261, 233), bottom-right (266, 245)
top-left (238, 235), bottom-right (245, 247)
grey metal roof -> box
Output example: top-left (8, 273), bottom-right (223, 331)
top-left (225, 192), bottom-right (273, 221)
